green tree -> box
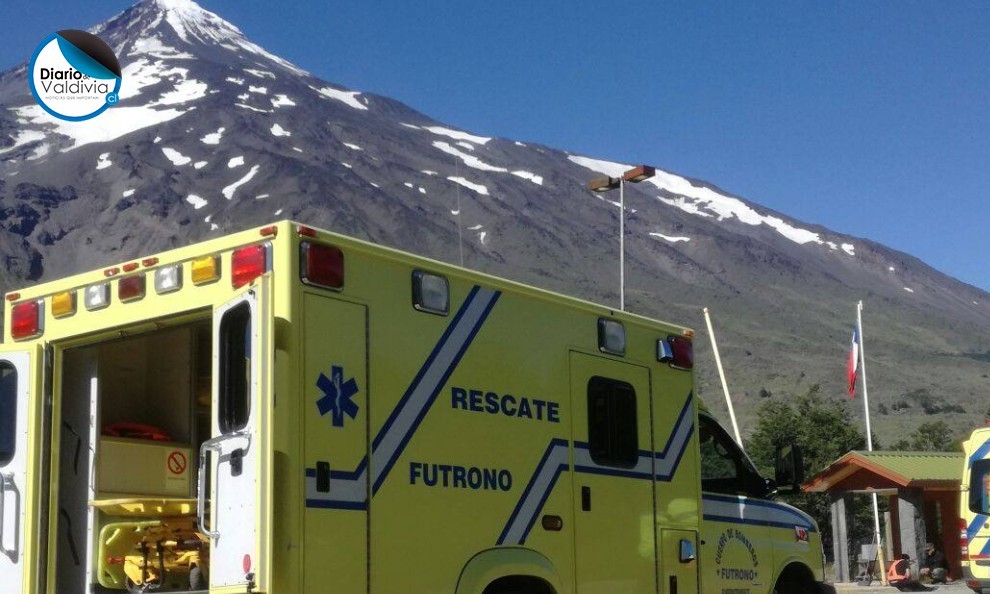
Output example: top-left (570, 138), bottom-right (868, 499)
top-left (889, 420), bottom-right (957, 452)
top-left (746, 385), bottom-right (875, 563)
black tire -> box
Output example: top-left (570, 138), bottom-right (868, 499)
top-left (189, 565), bottom-right (205, 590)
top-left (125, 578), bottom-right (145, 593)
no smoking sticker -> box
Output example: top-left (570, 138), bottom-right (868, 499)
top-left (167, 451), bottom-right (187, 475)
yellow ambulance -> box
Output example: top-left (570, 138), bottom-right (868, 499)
top-left (962, 428), bottom-right (990, 593)
top-left (0, 221), bottom-right (831, 593)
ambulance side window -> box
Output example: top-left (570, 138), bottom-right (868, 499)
top-left (587, 376), bottom-right (638, 468)
top-left (219, 302), bottom-right (251, 434)
top-left (0, 361), bottom-right (16, 466)
top-left (699, 415), bottom-right (766, 497)
top-left (969, 459), bottom-right (990, 514)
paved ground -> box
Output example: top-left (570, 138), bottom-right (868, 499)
top-left (834, 581), bottom-right (971, 593)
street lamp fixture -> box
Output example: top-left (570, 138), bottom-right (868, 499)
top-left (587, 165), bottom-right (656, 311)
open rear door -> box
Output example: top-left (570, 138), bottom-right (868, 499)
top-left (199, 275), bottom-right (273, 592)
top-left (0, 348), bottom-right (34, 594)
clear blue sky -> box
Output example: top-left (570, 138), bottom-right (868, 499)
top-left (3, 1), bottom-right (989, 290)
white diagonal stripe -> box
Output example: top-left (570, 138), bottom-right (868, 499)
top-left (655, 415), bottom-right (694, 478)
top-left (502, 442), bottom-right (569, 545)
top-left (372, 287), bottom-right (499, 488)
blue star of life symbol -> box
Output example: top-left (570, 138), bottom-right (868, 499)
top-left (316, 365), bottom-right (360, 427)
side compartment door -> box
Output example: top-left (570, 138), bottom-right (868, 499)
top-left (201, 275), bottom-right (273, 591)
top-left (0, 349), bottom-right (32, 594)
top-left (302, 294), bottom-right (368, 594)
top-left (570, 352), bottom-right (655, 594)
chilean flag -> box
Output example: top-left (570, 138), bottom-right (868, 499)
top-left (847, 326), bottom-right (860, 398)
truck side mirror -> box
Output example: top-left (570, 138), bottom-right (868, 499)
top-left (774, 443), bottom-right (804, 494)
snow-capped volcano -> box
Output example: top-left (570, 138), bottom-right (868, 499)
top-left (1, 0), bottom-right (988, 442)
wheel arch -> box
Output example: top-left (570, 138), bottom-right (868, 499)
top-left (772, 560), bottom-right (817, 593)
top-left (456, 547), bottom-right (562, 594)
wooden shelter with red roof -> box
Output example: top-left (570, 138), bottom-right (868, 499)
top-left (804, 450), bottom-right (964, 583)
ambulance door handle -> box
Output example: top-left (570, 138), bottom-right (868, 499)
top-left (0, 472), bottom-right (10, 556)
top-left (316, 461), bottom-right (330, 493)
top-left (581, 486), bottom-right (591, 511)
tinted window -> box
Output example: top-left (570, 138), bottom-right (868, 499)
top-left (699, 415), bottom-right (766, 497)
top-left (219, 302), bottom-right (251, 434)
top-left (970, 459), bottom-right (990, 514)
top-left (0, 362), bottom-right (16, 466)
top-left (587, 376), bottom-right (638, 468)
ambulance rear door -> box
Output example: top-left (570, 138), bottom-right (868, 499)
top-left (0, 348), bottom-right (35, 594)
top-left (200, 275), bottom-right (273, 592)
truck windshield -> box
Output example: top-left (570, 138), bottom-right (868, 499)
top-left (970, 458), bottom-right (990, 514)
top-left (0, 362), bottom-right (16, 466)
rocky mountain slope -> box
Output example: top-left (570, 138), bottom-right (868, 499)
top-left (2, 0), bottom-right (988, 444)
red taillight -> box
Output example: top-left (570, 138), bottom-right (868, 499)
top-left (670, 336), bottom-right (694, 370)
top-left (106, 556), bottom-right (124, 565)
top-left (961, 518), bottom-right (970, 561)
top-left (118, 274), bottom-right (146, 302)
top-left (11, 300), bottom-right (43, 340)
top-left (300, 242), bottom-right (344, 290)
top-left (243, 554), bottom-right (252, 574)
top-left (232, 244), bottom-right (270, 289)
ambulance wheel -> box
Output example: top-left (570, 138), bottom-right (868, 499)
top-left (189, 565), bottom-right (205, 590)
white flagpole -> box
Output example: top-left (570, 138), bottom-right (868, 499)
top-left (858, 300), bottom-right (887, 584)
top-left (703, 307), bottom-right (743, 448)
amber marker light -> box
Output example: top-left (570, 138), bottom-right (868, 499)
top-left (191, 255), bottom-right (221, 285)
top-left (52, 291), bottom-right (77, 318)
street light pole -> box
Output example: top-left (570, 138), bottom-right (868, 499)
top-left (589, 165), bottom-right (655, 311)
top-left (619, 178), bottom-right (625, 310)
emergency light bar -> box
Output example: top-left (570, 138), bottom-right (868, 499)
top-left (232, 243), bottom-right (271, 288)
top-left (155, 265), bottom-right (183, 294)
top-left (301, 241), bottom-right (344, 290)
top-left (52, 291), bottom-right (76, 318)
top-left (85, 283), bottom-right (110, 311)
top-left (11, 299), bottom-right (44, 340)
top-left (598, 318), bottom-right (625, 356)
top-left (412, 270), bottom-right (449, 315)
top-left (118, 274), bottom-right (146, 303)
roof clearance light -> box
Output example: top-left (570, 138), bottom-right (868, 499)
top-left (11, 300), bottom-right (44, 340)
top-left (118, 274), bottom-right (146, 303)
top-left (52, 291), bottom-right (77, 318)
top-left (412, 270), bottom-right (449, 315)
top-left (122, 262), bottom-right (139, 273)
top-left (84, 283), bottom-right (111, 311)
top-left (191, 255), bottom-right (221, 286)
top-left (232, 243), bottom-right (271, 289)
top-left (598, 318), bottom-right (626, 356)
top-left (154, 264), bottom-right (183, 294)
top-left (300, 242), bottom-right (344, 290)
top-left (668, 335), bottom-right (694, 370)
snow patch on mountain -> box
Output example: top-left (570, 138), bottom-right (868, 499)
top-left (222, 164), bottom-right (260, 199)
top-left (270, 123), bottom-right (291, 137)
top-left (129, 36), bottom-right (194, 59)
top-left (271, 94), bottom-right (295, 107)
top-left (511, 170), bottom-right (543, 185)
top-left (425, 126), bottom-right (491, 145)
top-left (186, 194), bottom-right (207, 209)
top-left (433, 142), bottom-right (506, 173)
top-left (97, 153), bottom-right (112, 170)
top-left (162, 147), bottom-right (191, 166)
top-left (228, 156), bottom-right (244, 168)
top-left (310, 85), bottom-right (368, 110)
top-left (448, 176), bottom-right (489, 195)
top-left (650, 232), bottom-right (691, 243)
top-left (200, 127), bottom-right (224, 144)
top-left (343, 143), bottom-right (362, 151)
top-left (569, 155), bottom-right (832, 250)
